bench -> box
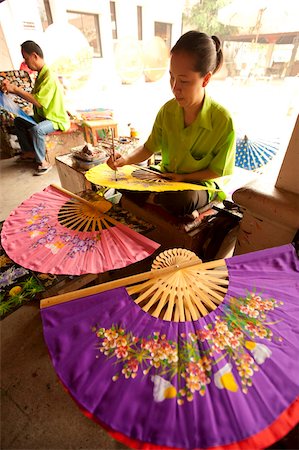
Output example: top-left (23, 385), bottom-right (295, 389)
top-left (45, 121), bottom-right (85, 165)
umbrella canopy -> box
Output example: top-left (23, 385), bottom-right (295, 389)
top-left (41, 244), bottom-right (299, 449)
top-left (218, 0), bottom-right (299, 34)
top-left (86, 163), bottom-right (216, 192)
top-left (235, 134), bottom-right (280, 171)
top-left (1, 185), bottom-right (160, 275)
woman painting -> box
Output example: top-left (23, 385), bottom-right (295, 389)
top-left (108, 31), bottom-right (236, 217)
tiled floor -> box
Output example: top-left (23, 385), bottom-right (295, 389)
top-left (1, 154), bottom-right (298, 450)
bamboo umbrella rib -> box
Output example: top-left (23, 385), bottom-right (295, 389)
top-left (183, 287), bottom-right (200, 320)
top-left (196, 282), bottom-right (225, 302)
top-left (58, 210), bottom-right (81, 221)
top-left (199, 278), bottom-right (228, 294)
top-left (195, 267), bottom-right (227, 273)
top-left (100, 218), bottom-right (111, 230)
top-left (184, 270), bottom-right (227, 291)
top-left (184, 306), bottom-right (192, 322)
top-left (153, 274), bottom-right (182, 319)
top-left (174, 302), bottom-right (180, 322)
top-left (68, 217), bottom-right (91, 231)
top-left (91, 216), bottom-right (98, 232)
top-left (163, 286), bottom-right (177, 321)
top-left (184, 271), bottom-right (225, 302)
top-left (101, 214), bottom-right (126, 228)
top-left (127, 278), bottom-right (157, 295)
top-left (188, 289), bottom-right (210, 316)
top-left (151, 289), bottom-right (170, 318)
top-left (83, 217), bottom-right (94, 233)
top-left (167, 271), bottom-right (183, 322)
top-left (57, 207), bottom-right (84, 216)
top-left (191, 272), bottom-right (229, 285)
top-left (183, 272), bottom-right (220, 309)
top-left (175, 274), bottom-right (186, 322)
top-left (60, 201), bottom-right (84, 209)
top-left (96, 218), bottom-right (104, 232)
top-left (135, 280), bottom-right (166, 306)
top-left (189, 273), bottom-right (228, 294)
top-left (182, 272), bottom-right (213, 315)
top-left (59, 215), bottom-right (88, 230)
top-left (134, 282), bottom-right (164, 304)
top-left (138, 287), bottom-right (165, 312)
top-left (135, 272), bottom-right (178, 305)
top-left (196, 288), bottom-right (221, 309)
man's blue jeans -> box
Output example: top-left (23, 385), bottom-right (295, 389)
top-left (14, 117), bottom-right (55, 163)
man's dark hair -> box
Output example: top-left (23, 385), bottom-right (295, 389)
top-left (21, 41), bottom-right (44, 58)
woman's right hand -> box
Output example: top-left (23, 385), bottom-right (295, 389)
top-left (106, 151), bottom-right (128, 170)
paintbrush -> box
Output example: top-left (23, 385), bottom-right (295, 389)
top-left (111, 128), bottom-right (117, 181)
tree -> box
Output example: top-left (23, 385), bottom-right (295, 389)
top-left (183, 0), bottom-right (239, 37)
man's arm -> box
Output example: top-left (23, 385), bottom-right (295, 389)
top-left (1, 79), bottom-right (41, 108)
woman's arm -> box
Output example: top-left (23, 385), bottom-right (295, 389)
top-left (107, 145), bottom-right (154, 170)
top-left (161, 168), bottom-right (220, 183)
top-left (1, 79), bottom-right (41, 108)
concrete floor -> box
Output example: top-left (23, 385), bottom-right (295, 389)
top-left (1, 155), bottom-right (298, 450)
top-left (0, 156), bottom-right (128, 449)
top-left (0, 156), bottom-right (61, 222)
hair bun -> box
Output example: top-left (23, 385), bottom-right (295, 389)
top-left (211, 35), bottom-right (221, 53)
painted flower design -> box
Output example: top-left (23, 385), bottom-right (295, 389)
top-left (245, 341), bottom-right (272, 364)
top-left (93, 291), bottom-right (282, 404)
top-left (21, 203), bottom-right (97, 258)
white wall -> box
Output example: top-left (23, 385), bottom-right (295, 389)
top-left (1, 0), bottom-right (184, 71)
top-left (0, 0), bottom-right (43, 69)
top-left (0, 23), bottom-right (13, 70)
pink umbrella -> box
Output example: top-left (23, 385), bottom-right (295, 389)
top-left (1, 185), bottom-right (160, 276)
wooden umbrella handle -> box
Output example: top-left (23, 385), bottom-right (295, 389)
top-left (50, 183), bottom-right (112, 213)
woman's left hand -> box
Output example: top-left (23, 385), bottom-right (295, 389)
top-left (160, 172), bottom-right (185, 182)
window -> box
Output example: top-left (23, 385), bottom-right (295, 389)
top-left (67, 11), bottom-right (102, 57)
top-left (154, 22), bottom-right (172, 49)
top-left (137, 6), bottom-right (143, 40)
top-left (37, 0), bottom-right (53, 31)
top-left (110, 1), bottom-right (118, 40)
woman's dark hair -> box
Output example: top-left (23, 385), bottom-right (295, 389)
top-left (171, 31), bottom-right (223, 76)
top-left (21, 41), bottom-right (44, 58)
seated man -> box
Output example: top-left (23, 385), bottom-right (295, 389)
top-left (1, 40), bottom-right (70, 175)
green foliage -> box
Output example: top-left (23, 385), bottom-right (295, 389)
top-left (183, 0), bottom-right (239, 37)
top-left (0, 276), bottom-right (44, 318)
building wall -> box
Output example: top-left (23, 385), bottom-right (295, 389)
top-left (0, 23), bottom-right (12, 70)
top-left (0, 0), bottom-right (184, 71)
top-left (0, 0), bottom-right (43, 69)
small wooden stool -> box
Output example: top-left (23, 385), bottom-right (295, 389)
top-left (82, 119), bottom-right (118, 145)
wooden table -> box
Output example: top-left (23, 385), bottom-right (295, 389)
top-left (82, 119), bottom-right (118, 145)
top-left (56, 154), bottom-right (93, 194)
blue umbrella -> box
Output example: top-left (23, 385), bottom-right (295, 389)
top-left (235, 134), bottom-right (280, 171)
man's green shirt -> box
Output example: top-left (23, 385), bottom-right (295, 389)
top-left (144, 94), bottom-right (236, 200)
top-left (32, 65), bottom-right (70, 131)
